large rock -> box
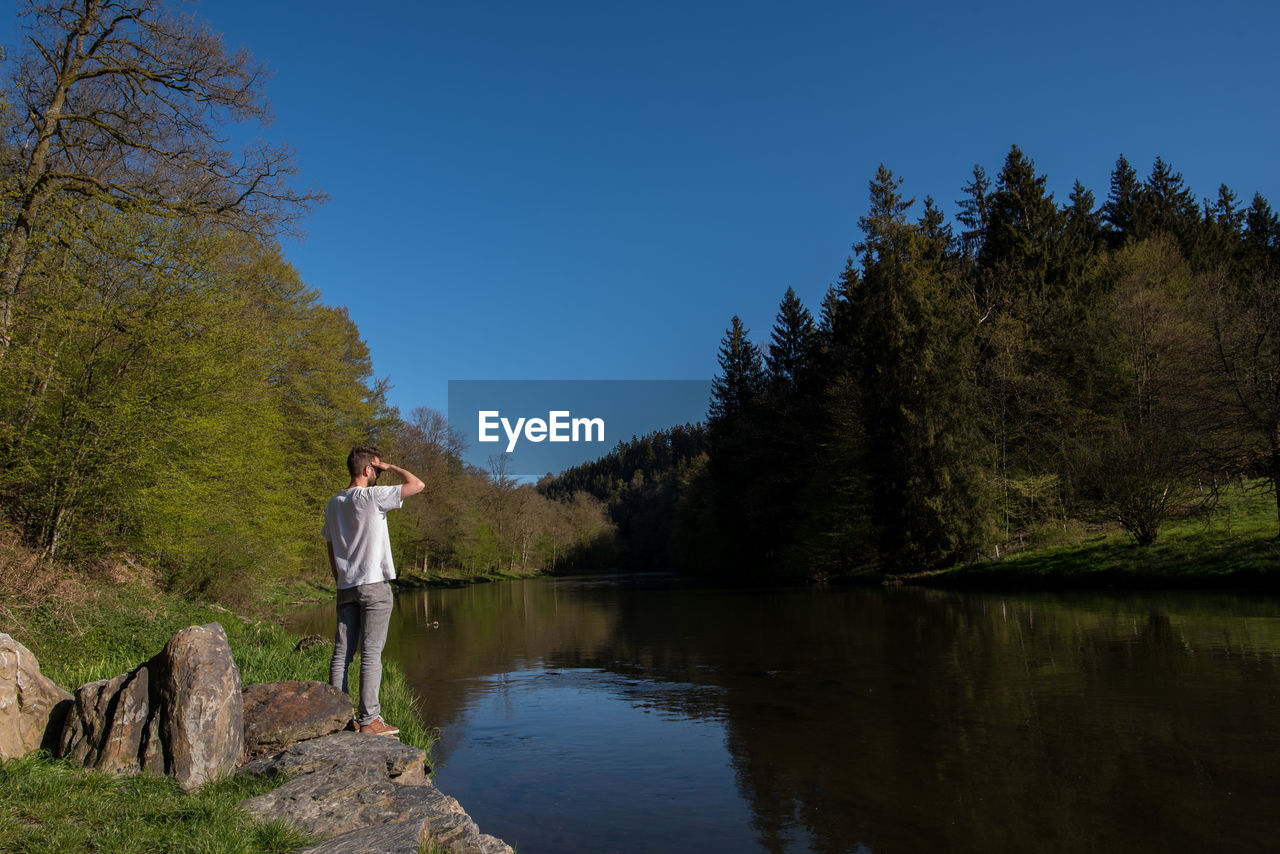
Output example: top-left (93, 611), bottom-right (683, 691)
top-left (158, 623), bottom-right (243, 790)
top-left (59, 664), bottom-right (153, 774)
top-left (242, 680), bottom-right (351, 757)
top-left (56, 622), bottom-right (243, 789)
top-left (294, 784), bottom-right (514, 854)
top-left (0, 632), bottom-right (73, 760)
top-left (239, 732), bottom-right (512, 854)
top-left (239, 729), bottom-right (429, 790)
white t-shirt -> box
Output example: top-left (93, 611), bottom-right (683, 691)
top-left (322, 485), bottom-right (403, 589)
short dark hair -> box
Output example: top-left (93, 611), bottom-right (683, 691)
top-left (347, 445), bottom-right (381, 478)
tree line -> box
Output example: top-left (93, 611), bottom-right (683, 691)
top-left (539, 423), bottom-right (705, 569)
top-left (679, 147), bottom-right (1280, 578)
top-left (0, 0), bottom-right (611, 602)
top-left (544, 145), bottom-right (1280, 580)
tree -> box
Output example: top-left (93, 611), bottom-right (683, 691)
top-left (847, 165), bottom-right (991, 566)
top-left (0, 0), bottom-right (320, 359)
top-left (1243, 193), bottom-right (1280, 265)
top-left (1080, 237), bottom-right (1199, 545)
top-left (1064, 180), bottom-right (1102, 248)
top-left (956, 165), bottom-right (990, 262)
top-left (765, 287), bottom-right (816, 394)
top-left (708, 316), bottom-right (765, 422)
top-left (1198, 184), bottom-right (1246, 270)
top-left (1135, 157), bottom-right (1200, 252)
top-left (1196, 265), bottom-right (1280, 534)
top-left (979, 145), bottom-right (1062, 283)
top-left (1102, 154), bottom-right (1140, 247)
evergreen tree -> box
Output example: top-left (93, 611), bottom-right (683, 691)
top-left (1244, 193), bottom-right (1280, 264)
top-left (847, 166), bottom-right (991, 566)
top-left (1061, 180), bottom-right (1104, 283)
top-left (956, 165), bottom-right (990, 261)
top-left (1103, 155), bottom-right (1141, 247)
top-left (979, 145), bottom-right (1062, 283)
top-left (1198, 184), bottom-right (1246, 270)
top-left (1136, 157), bottom-right (1200, 253)
top-left (766, 287), bottom-right (816, 394)
top-left (709, 316), bottom-right (765, 422)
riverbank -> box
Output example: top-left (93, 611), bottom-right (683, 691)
top-left (890, 481), bottom-right (1280, 591)
top-left (391, 567), bottom-right (546, 590)
top-left (0, 557), bottom-right (435, 852)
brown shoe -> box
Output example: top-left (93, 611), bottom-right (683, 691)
top-left (360, 717), bottom-right (400, 737)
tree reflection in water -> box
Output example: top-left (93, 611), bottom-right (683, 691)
top-left (292, 578), bottom-right (1280, 854)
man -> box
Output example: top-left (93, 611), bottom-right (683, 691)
top-left (322, 444), bottom-right (424, 736)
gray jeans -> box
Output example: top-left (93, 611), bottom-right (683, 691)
top-left (329, 580), bottom-right (394, 725)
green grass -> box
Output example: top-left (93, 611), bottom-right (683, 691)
top-left (1, 571), bottom-right (437, 854)
top-left (0, 754), bottom-right (312, 854)
top-left (8, 581), bottom-right (434, 756)
top-left (915, 481), bottom-right (1280, 589)
top-left (391, 566), bottom-right (545, 590)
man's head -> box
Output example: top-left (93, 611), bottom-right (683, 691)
top-left (347, 444), bottom-right (382, 481)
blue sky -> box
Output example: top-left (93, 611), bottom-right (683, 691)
top-left (6, 1), bottom-right (1279, 421)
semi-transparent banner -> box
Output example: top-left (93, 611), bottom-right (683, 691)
top-left (448, 380), bottom-right (711, 477)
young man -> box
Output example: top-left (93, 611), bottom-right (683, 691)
top-left (322, 444), bottom-right (424, 736)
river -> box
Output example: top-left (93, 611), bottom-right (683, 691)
top-left (290, 574), bottom-right (1280, 853)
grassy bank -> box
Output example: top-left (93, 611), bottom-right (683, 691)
top-left (0, 549), bottom-right (435, 853)
top-left (897, 481), bottom-right (1280, 590)
top-left (390, 567), bottom-right (546, 590)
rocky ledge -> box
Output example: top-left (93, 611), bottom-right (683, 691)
top-left (240, 732), bottom-right (512, 854)
top-left (0, 626), bottom-right (513, 854)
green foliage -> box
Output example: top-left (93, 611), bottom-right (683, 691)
top-left (926, 481), bottom-right (1280, 587)
top-left (0, 215), bottom-right (391, 598)
top-left (653, 146), bottom-right (1280, 578)
top-left (541, 425), bottom-right (704, 570)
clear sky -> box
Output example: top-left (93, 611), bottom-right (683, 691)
top-left (5, 1), bottom-right (1279, 421)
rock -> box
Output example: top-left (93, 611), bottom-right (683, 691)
top-left (157, 623), bottom-right (243, 790)
top-left (59, 664), bottom-right (152, 774)
top-left (239, 732), bottom-right (511, 854)
top-left (239, 729), bottom-right (428, 786)
top-left (295, 787), bottom-right (514, 854)
top-left (140, 706), bottom-right (166, 775)
top-left (242, 681), bottom-right (351, 756)
top-left (294, 634), bottom-right (330, 652)
top-left (57, 623), bottom-right (243, 787)
top-left (0, 632), bottom-right (73, 760)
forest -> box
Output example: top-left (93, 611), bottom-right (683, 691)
top-left (0, 0), bottom-right (612, 605)
top-left (545, 148), bottom-right (1280, 580)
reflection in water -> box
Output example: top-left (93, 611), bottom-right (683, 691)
top-left (291, 578), bottom-right (1280, 853)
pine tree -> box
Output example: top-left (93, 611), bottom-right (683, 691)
top-left (766, 287), bottom-right (816, 394)
top-left (956, 165), bottom-right (990, 262)
top-left (1103, 155), bottom-right (1141, 247)
top-left (1198, 184), bottom-right (1246, 270)
top-left (847, 166), bottom-right (991, 566)
top-left (1244, 193), bottom-right (1280, 264)
top-left (708, 316), bottom-right (765, 423)
top-left (1060, 180), bottom-right (1103, 284)
top-left (1136, 157), bottom-right (1200, 252)
top-left (979, 145), bottom-right (1062, 282)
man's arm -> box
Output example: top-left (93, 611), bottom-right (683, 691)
top-left (326, 540), bottom-right (339, 582)
top-left (372, 461), bottom-right (425, 498)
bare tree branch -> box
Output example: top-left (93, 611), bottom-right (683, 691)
top-left (1, 0), bottom-right (325, 360)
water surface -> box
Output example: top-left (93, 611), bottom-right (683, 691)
top-left (293, 575), bottom-right (1280, 853)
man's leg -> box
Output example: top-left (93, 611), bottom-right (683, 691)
top-left (354, 580), bottom-right (394, 725)
top-left (329, 588), bottom-right (361, 695)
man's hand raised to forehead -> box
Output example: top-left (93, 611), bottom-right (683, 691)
top-left (368, 460), bottom-right (425, 498)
